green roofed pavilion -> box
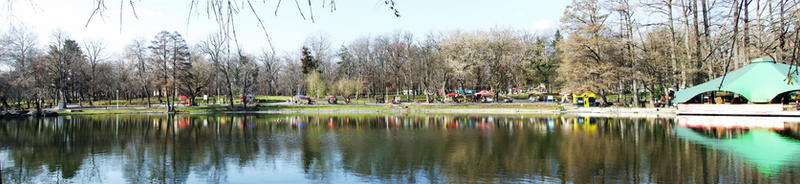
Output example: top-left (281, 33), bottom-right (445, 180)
top-left (673, 58), bottom-right (800, 103)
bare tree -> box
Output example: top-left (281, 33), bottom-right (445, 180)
top-left (126, 38), bottom-right (153, 107)
top-left (178, 50), bottom-right (211, 106)
top-left (304, 33), bottom-right (335, 85)
top-left (83, 39), bottom-right (106, 106)
top-left (148, 31), bottom-right (189, 112)
top-left (259, 50), bottom-right (281, 95)
top-left (199, 32), bottom-right (236, 108)
top-left (0, 25), bottom-right (39, 110)
top-left (558, 0), bottom-right (620, 105)
top-left (234, 53), bottom-right (259, 108)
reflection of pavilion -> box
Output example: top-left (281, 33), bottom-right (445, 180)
top-left (674, 116), bottom-right (800, 175)
top-left (675, 115), bottom-right (800, 130)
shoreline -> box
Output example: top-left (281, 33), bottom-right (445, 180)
top-left (47, 104), bottom-right (677, 118)
top-left (189, 108), bottom-right (675, 118)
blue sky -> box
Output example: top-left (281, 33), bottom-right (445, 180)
top-left (0, 0), bottom-right (569, 55)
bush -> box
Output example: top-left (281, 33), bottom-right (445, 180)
top-left (334, 78), bottom-right (364, 98)
top-left (306, 72), bottom-right (326, 98)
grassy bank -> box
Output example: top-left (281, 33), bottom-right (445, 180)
top-left (181, 103), bottom-right (559, 112)
top-left (58, 103), bottom-right (560, 115)
top-left (58, 108), bottom-right (169, 115)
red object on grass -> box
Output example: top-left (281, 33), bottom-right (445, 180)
top-left (476, 90), bottom-right (495, 96)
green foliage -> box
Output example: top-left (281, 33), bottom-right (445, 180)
top-left (46, 38), bottom-right (85, 103)
top-left (527, 32), bottom-right (560, 89)
top-left (334, 78), bottom-right (363, 97)
top-left (528, 32), bottom-right (561, 87)
top-left (306, 71), bottom-right (326, 98)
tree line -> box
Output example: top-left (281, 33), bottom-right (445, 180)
top-left (0, 26), bottom-right (563, 111)
top-left (559, 0), bottom-right (800, 105)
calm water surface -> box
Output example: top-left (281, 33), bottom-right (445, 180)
top-left (2, 114), bottom-right (800, 183)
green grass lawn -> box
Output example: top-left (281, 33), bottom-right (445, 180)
top-left (603, 93), bottom-right (654, 103)
top-left (58, 102), bottom-right (559, 115)
top-left (401, 103), bottom-right (558, 110)
top-left (57, 108), bottom-right (169, 115)
top-left (47, 96), bottom-right (292, 107)
top-left (177, 104), bottom-right (395, 112)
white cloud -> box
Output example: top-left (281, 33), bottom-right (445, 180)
top-left (530, 20), bottom-right (556, 34)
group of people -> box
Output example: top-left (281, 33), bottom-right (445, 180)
top-left (291, 97), bottom-right (315, 105)
top-left (291, 95), bottom-right (521, 105)
top-left (327, 97), bottom-right (351, 104)
top-left (471, 94), bottom-right (493, 103)
top-left (389, 96), bottom-right (402, 104)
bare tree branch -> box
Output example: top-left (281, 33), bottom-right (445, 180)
top-left (85, 0), bottom-right (107, 27)
top-left (294, 0), bottom-right (307, 21)
top-left (128, 0), bottom-right (138, 19)
top-left (187, 0), bottom-right (197, 26)
top-left (76, 0), bottom-right (400, 51)
top-left (308, 0), bottom-right (315, 23)
top-left (275, 0), bottom-right (282, 15)
top-left (246, 1), bottom-right (275, 53)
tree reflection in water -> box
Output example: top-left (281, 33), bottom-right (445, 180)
top-left (1, 114), bottom-right (799, 183)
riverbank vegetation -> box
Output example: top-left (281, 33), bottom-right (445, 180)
top-left (1, 0), bottom-right (798, 112)
top-left (57, 103), bottom-right (559, 115)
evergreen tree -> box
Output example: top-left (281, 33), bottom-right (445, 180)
top-left (300, 46), bottom-right (318, 75)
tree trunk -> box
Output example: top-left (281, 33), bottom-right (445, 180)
top-left (633, 80), bottom-right (640, 107)
top-left (691, 0), bottom-right (704, 84)
top-left (618, 81), bottom-right (624, 105)
top-left (78, 92), bottom-right (83, 108)
top-left (1, 98), bottom-right (9, 111)
top-left (165, 77), bottom-right (171, 112)
top-left (171, 58), bottom-right (177, 112)
top-left (701, 0), bottom-right (713, 78)
top-left (599, 90), bottom-right (609, 106)
top-left (59, 79), bottom-right (66, 109)
top-left (88, 87), bottom-right (94, 106)
top-left (666, 0), bottom-right (680, 106)
top-left (720, 0), bottom-right (743, 90)
top-left (649, 84), bottom-right (656, 106)
top-left (778, 0), bottom-right (787, 61)
top-left (145, 85), bottom-right (152, 108)
top-left (242, 80), bottom-right (249, 109)
top-left (681, 0), bottom-right (694, 86)
top-left (742, 0), bottom-right (751, 61)
top-left (36, 97), bottom-right (41, 113)
top-left (227, 81), bottom-right (235, 108)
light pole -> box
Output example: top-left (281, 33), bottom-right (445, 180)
top-left (116, 89), bottom-right (119, 109)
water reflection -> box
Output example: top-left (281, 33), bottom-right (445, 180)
top-left (0, 114), bottom-right (798, 183)
top-left (675, 115), bottom-right (800, 176)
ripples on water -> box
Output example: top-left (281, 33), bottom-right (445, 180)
top-left (1, 114), bottom-right (800, 183)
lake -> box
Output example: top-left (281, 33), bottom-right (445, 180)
top-left (1, 114), bottom-right (800, 183)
